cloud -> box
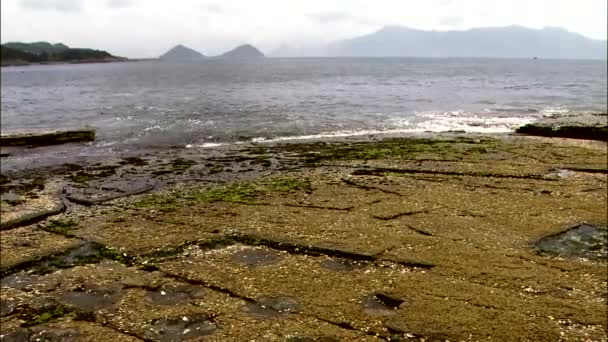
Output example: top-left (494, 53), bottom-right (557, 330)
top-left (439, 16), bottom-right (464, 27)
top-left (19, 0), bottom-right (82, 12)
top-left (106, 0), bottom-right (133, 9)
top-left (307, 11), bottom-right (353, 24)
top-left (202, 3), bottom-right (223, 14)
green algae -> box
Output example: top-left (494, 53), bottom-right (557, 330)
top-left (44, 219), bottom-right (79, 235)
top-left (132, 176), bottom-right (311, 209)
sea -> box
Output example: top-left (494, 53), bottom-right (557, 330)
top-left (1, 58), bottom-right (606, 169)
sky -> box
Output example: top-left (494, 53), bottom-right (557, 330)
top-left (1, 0), bottom-right (606, 58)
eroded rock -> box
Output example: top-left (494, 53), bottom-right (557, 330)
top-left (535, 223), bottom-right (607, 261)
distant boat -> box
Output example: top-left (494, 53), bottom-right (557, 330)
top-left (533, 56), bottom-right (539, 60)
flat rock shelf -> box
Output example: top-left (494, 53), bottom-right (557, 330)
top-left (1, 135), bottom-right (607, 341)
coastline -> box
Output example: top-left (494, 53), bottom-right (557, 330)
top-left (0, 57), bottom-right (141, 68)
top-left (1, 133), bottom-right (606, 340)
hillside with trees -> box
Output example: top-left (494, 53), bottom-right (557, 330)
top-left (1, 41), bottom-right (125, 66)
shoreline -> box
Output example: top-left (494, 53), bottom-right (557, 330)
top-left (0, 58), bottom-right (146, 68)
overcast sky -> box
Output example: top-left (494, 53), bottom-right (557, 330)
top-left (1, 0), bottom-right (606, 58)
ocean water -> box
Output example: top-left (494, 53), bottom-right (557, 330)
top-left (1, 58), bottom-right (606, 153)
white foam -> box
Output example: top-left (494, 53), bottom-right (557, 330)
top-left (540, 107), bottom-right (570, 117)
top-left (186, 142), bottom-right (225, 148)
top-left (408, 113), bottom-right (535, 133)
top-left (184, 111), bottom-right (537, 148)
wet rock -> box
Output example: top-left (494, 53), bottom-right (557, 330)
top-left (1, 272), bottom-right (45, 291)
top-left (242, 296), bottom-right (300, 318)
top-left (0, 129), bottom-right (95, 147)
top-left (0, 202), bottom-right (65, 231)
top-left (146, 285), bottom-right (207, 305)
top-left (0, 327), bottom-right (32, 341)
top-left (516, 124), bottom-right (608, 142)
top-left (362, 293), bottom-right (406, 316)
top-left (230, 247), bottom-right (283, 267)
top-left (29, 327), bottom-right (80, 342)
top-left (1, 299), bottom-right (17, 316)
top-left (143, 314), bottom-right (216, 341)
top-left (320, 258), bottom-right (367, 272)
top-left (535, 223), bottom-right (607, 261)
top-left (58, 286), bottom-right (123, 312)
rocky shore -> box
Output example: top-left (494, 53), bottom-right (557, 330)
top-left (1, 134), bottom-right (607, 341)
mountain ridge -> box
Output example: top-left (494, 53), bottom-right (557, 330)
top-left (274, 25), bottom-right (607, 59)
top-left (329, 25), bottom-right (607, 59)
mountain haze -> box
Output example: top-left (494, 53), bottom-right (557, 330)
top-left (276, 26), bottom-right (607, 59)
top-left (159, 44), bottom-right (205, 61)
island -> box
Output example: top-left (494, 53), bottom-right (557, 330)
top-left (159, 44), bottom-right (205, 61)
top-left (218, 44), bottom-right (264, 59)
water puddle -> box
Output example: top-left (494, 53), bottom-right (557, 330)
top-left (362, 293), bottom-right (405, 316)
top-left (58, 286), bottom-right (123, 312)
top-left (535, 223), bottom-right (607, 261)
top-left (24, 243), bottom-right (105, 275)
top-left (230, 247), bottom-right (283, 266)
top-left (143, 314), bottom-right (216, 341)
top-left (146, 285), bottom-right (207, 305)
top-left (320, 258), bottom-right (367, 272)
top-left (241, 296), bottom-right (300, 319)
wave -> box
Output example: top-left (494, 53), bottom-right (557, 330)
top-left (185, 111), bottom-right (536, 148)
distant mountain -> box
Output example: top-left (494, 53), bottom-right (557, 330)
top-left (159, 44), bottom-right (205, 61)
top-left (219, 44), bottom-right (264, 59)
top-left (326, 25), bottom-right (607, 59)
top-left (1, 41), bottom-right (123, 66)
